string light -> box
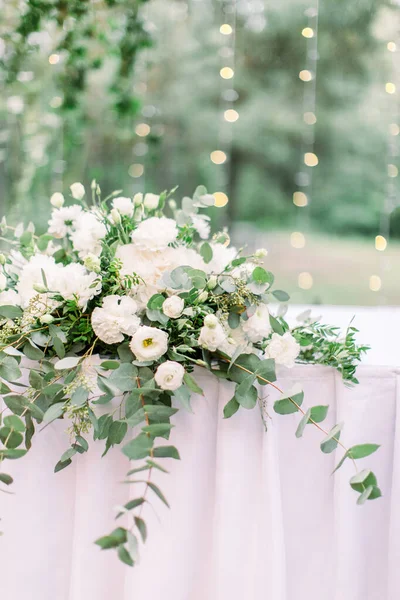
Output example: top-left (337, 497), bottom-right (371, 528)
top-left (220, 24), bottom-right (233, 35)
top-left (48, 54), bottom-right (60, 65)
top-left (375, 235), bottom-right (388, 251)
top-left (387, 42), bottom-right (397, 52)
top-left (299, 69), bottom-right (313, 82)
top-left (214, 191), bottom-right (229, 207)
top-left (386, 82), bottom-right (396, 94)
top-left (210, 150), bottom-right (227, 164)
top-left (290, 232), bottom-right (306, 248)
top-left (135, 123), bottom-right (150, 137)
top-left (293, 191), bottom-right (308, 207)
top-left (129, 164), bottom-right (144, 178)
top-left (224, 108), bottom-right (239, 122)
top-left (302, 27), bottom-right (314, 38)
top-left (298, 272), bottom-right (313, 289)
top-left (369, 275), bottom-right (382, 292)
top-left (304, 152), bottom-right (318, 167)
top-left (220, 66), bottom-right (234, 79)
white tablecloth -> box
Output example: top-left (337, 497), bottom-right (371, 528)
top-left (0, 359), bottom-right (399, 600)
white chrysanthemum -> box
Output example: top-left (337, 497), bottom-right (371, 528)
top-left (112, 196), bottom-right (134, 217)
top-left (192, 215), bottom-right (211, 240)
top-left (242, 304), bottom-right (271, 343)
top-left (70, 212), bottom-right (107, 258)
top-left (91, 295), bottom-right (140, 345)
top-left (131, 217), bottom-right (178, 251)
top-left (0, 289), bottom-right (21, 307)
top-left (155, 361), bottom-right (185, 391)
top-left (264, 332), bottom-right (300, 368)
top-left (55, 263), bottom-right (102, 310)
top-left (48, 205), bottom-right (83, 238)
top-left (205, 243), bottom-right (237, 274)
top-left (17, 255), bottom-right (61, 308)
top-left (162, 295), bottom-right (184, 318)
top-left (129, 326), bottom-right (169, 362)
top-left (198, 315), bottom-right (226, 352)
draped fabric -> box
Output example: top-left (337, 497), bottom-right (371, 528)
top-left (0, 363), bottom-right (399, 600)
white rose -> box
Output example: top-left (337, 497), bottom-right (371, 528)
top-left (70, 182), bottom-right (85, 200)
top-left (131, 217), bottom-right (178, 251)
top-left (198, 316), bottom-right (226, 352)
top-left (91, 295), bottom-right (140, 345)
top-left (112, 196), bottom-right (134, 217)
top-left (0, 273), bottom-right (7, 292)
top-left (264, 332), bottom-right (300, 368)
top-left (133, 193), bottom-right (143, 206)
top-left (129, 326), bottom-right (169, 362)
top-left (242, 304), bottom-right (271, 343)
top-left (50, 192), bottom-right (65, 208)
top-left (143, 193), bottom-right (159, 211)
top-left (154, 361), bottom-right (185, 391)
top-left (162, 296), bottom-right (184, 319)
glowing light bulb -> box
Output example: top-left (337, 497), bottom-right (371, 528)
top-left (290, 232), bottom-right (306, 248)
top-left (128, 164), bottom-right (144, 178)
top-left (387, 42), bottom-right (397, 52)
top-left (293, 191), bottom-right (308, 207)
top-left (210, 150), bottom-right (227, 164)
top-left (224, 109), bottom-right (239, 122)
top-left (48, 54), bottom-right (60, 65)
top-left (304, 112), bottom-right (317, 125)
top-left (220, 67), bottom-right (234, 79)
top-left (299, 70), bottom-right (313, 82)
top-left (135, 123), bottom-right (150, 137)
top-left (214, 192), bottom-right (229, 207)
top-left (298, 272), bottom-right (313, 289)
top-left (369, 275), bottom-right (381, 291)
top-left (375, 235), bottom-right (387, 251)
top-left (302, 27), bottom-right (314, 38)
top-left (304, 152), bottom-right (318, 167)
top-left (220, 24), bottom-right (233, 35)
top-left (386, 82), bottom-right (396, 94)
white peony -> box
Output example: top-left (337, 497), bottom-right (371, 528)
top-left (205, 243), bottom-right (237, 274)
top-left (192, 215), bottom-right (211, 240)
top-left (242, 304), bottom-right (271, 343)
top-left (55, 263), bottom-right (102, 310)
top-left (70, 212), bottom-right (107, 258)
top-left (162, 296), bottom-right (184, 318)
top-left (0, 273), bottom-right (6, 291)
top-left (264, 332), bottom-right (300, 368)
top-left (198, 315), bottom-right (226, 352)
top-left (143, 193), bottom-right (159, 211)
top-left (131, 217), bottom-right (178, 251)
top-left (70, 182), bottom-right (85, 200)
top-left (48, 205), bottom-right (83, 238)
top-left (0, 289), bottom-right (21, 306)
top-left (91, 295), bottom-right (140, 345)
top-left (129, 326), bottom-right (169, 362)
top-left (154, 361), bottom-right (185, 391)
top-left (112, 196), bottom-right (134, 217)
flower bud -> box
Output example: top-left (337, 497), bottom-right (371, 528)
top-left (40, 314), bottom-right (54, 324)
top-left (133, 193), bottom-right (143, 206)
top-left (110, 208), bottom-right (121, 225)
top-left (70, 182), bottom-right (85, 200)
top-left (84, 253), bottom-right (101, 273)
top-left (0, 253), bottom-right (6, 265)
top-left (168, 199), bottom-right (177, 210)
top-left (91, 179), bottom-right (97, 190)
top-left (144, 193), bottom-right (159, 211)
top-left (255, 248), bottom-right (268, 258)
top-left (33, 284), bottom-right (47, 294)
top-left (204, 314), bottom-right (219, 329)
top-left (207, 275), bottom-right (217, 290)
top-left (50, 192), bottom-right (65, 208)
top-left (197, 291), bottom-right (208, 303)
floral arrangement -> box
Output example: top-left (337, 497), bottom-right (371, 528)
top-left (0, 182), bottom-right (381, 566)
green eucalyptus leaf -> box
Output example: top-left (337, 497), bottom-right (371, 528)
top-left (173, 385), bottom-right (192, 412)
top-left (43, 402), bottom-right (65, 423)
top-left (295, 408), bottom-right (312, 438)
top-left (183, 372), bottom-right (203, 395)
top-left (3, 415), bottom-right (25, 432)
top-left (223, 396), bottom-right (240, 418)
top-left (0, 305), bottom-right (23, 320)
top-left (118, 545), bottom-right (134, 567)
top-left (142, 423), bottom-right (174, 437)
top-left (200, 242), bottom-right (213, 264)
top-left (269, 315), bottom-right (284, 335)
top-left (0, 473), bottom-right (13, 485)
top-left (23, 341), bottom-right (44, 360)
top-left (309, 405), bottom-right (329, 423)
top-left (134, 516), bottom-right (147, 542)
top-left (272, 290), bottom-right (290, 302)
top-left (152, 445), bottom-right (180, 459)
top-left (95, 527), bottom-right (127, 550)
top-left (347, 444), bottom-right (380, 459)
top-left (109, 363), bottom-right (138, 392)
top-left (274, 388), bottom-right (304, 415)
top-left (147, 482), bottom-right (170, 508)
top-left (235, 376), bottom-right (257, 409)
top-left (109, 420), bottom-right (128, 445)
top-left (320, 423), bottom-right (344, 454)
top-left (122, 433), bottom-right (153, 460)
top-left (0, 427), bottom-right (24, 449)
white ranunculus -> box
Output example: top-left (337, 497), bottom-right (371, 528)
top-left (55, 263), bottom-right (102, 310)
top-left (264, 332), bottom-right (300, 368)
top-left (192, 215), bottom-right (211, 240)
top-left (0, 289), bottom-right (21, 307)
top-left (129, 326), bottom-right (169, 362)
top-left (50, 192), bottom-right (65, 208)
top-left (91, 295), bottom-right (140, 345)
top-left (198, 316), bottom-right (226, 352)
top-left (242, 304), bottom-right (271, 343)
top-left (162, 296), bottom-right (184, 318)
top-left (70, 212), bottom-right (107, 259)
top-left (70, 182), bottom-right (85, 200)
top-left (205, 243), bottom-right (237, 274)
top-left (143, 193), bottom-right (159, 211)
top-left (154, 361), bottom-right (185, 391)
top-left (0, 273), bottom-right (6, 291)
top-left (131, 217), bottom-right (178, 251)
top-left (48, 205), bottom-right (83, 238)
top-left (112, 196), bottom-right (134, 217)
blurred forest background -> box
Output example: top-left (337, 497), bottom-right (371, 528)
top-left (0, 0), bottom-right (399, 305)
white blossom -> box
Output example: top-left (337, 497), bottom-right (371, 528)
top-left (131, 217), bottom-right (178, 251)
top-left (50, 192), bottom-right (65, 208)
top-left (162, 296), bottom-right (184, 318)
top-left (110, 208), bottom-right (122, 225)
top-left (192, 215), bottom-right (211, 240)
top-left (242, 304), bottom-right (271, 343)
top-left (198, 315), bottom-right (226, 351)
top-left (17, 255), bottom-right (61, 308)
top-left (55, 263), bottom-right (102, 310)
top-left (70, 182), bottom-right (85, 200)
top-left (84, 253), bottom-right (101, 273)
top-left (112, 196), bottom-right (134, 217)
top-left (154, 361), bottom-right (185, 391)
top-left (48, 205), bottom-right (83, 238)
top-left (264, 332), bottom-right (300, 368)
top-left (0, 289), bottom-right (21, 307)
top-left (70, 212), bottom-right (106, 259)
top-left (133, 193), bottom-right (143, 206)
top-left (205, 243), bottom-right (237, 274)
top-left (129, 326), bottom-right (169, 362)
top-left (143, 193), bottom-right (159, 211)
top-left (91, 295), bottom-right (140, 345)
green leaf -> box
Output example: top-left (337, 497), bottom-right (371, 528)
top-left (295, 408), bottom-right (312, 438)
top-left (147, 294), bottom-right (166, 310)
top-left (117, 342), bottom-right (134, 363)
top-left (147, 482), bottom-right (170, 508)
top-left (118, 545), bottom-right (134, 567)
top-left (256, 359), bottom-right (276, 385)
top-left (125, 392), bottom-right (142, 419)
top-left (123, 433), bottom-right (153, 460)
top-left (273, 388), bottom-right (304, 415)
top-left (142, 423), bottom-right (173, 437)
top-left (53, 337), bottom-right (65, 359)
top-left (23, 341), bottom-right (44, 360)
top-left (70, 387), bottom-right (89, 407)
top-left (200, 242), bottom-right (213, 264)
top-left (143, 405), bottom-right (178, 419)
top-left (183, 372), bottom-right (203, 395)
top-left (3, 415), bottom-right (25, 432)
top-left (36, 234), bottom-right (53, 252)
top-left (127, 531), bottom-right (139, 562)
top-left (54, 357), bottom-right (81, 370)
top-left (54, 458), bottom-right (72, 473)
top-left (42, 402), bottom-right (65, 424)
top-left (235, 377), bottom-right (258, 409)
top-left (347, 444), bottom-right (380, 460)
top-left (173, 385), bottom-right (192, 412)
top-left (109, 420), bottom-right (128, 445)
top-left (320, 423), bottom-right (344, 454)
top-left (134, 516), bottom-right (147, 542)
top-left (100, 360), bottom-right (121, 370)
top-left (357, 485), bottom-right (374, 505)
top-left (272, 290), bottom-right (290, 302)
top-left (0, 473), bottom-right (13, 485)
top-left (152, 445), bottom-right (180, 459)
top-left (0, 427), bottom-right (24, 449)
top-left (350, 470), bottom-right (377, 493)
top-left (252, 267), bottom-right (269, 285)
top-left (223, 396), bottom-right (240, 418)
top-left (309, 405), bottom-right (329, 423)
top-left (109, 363), bottom-right (138, 392)
top-left (95, 527), bottom-right (127, 550)
top-left (0, 448), bottom-right (27, 460)
top-left (97, 414), bottom-right (113, 440)
top-left (29, 370), bottom-right (44, 390)
top-left (269, 315), bottom-right (284, 335)
top-left (0, 357), bottom-right (22, 382)
top-left (0, 305), bottom-right (23, 320)
top-left (227, 312), bottom-right (240, 329)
